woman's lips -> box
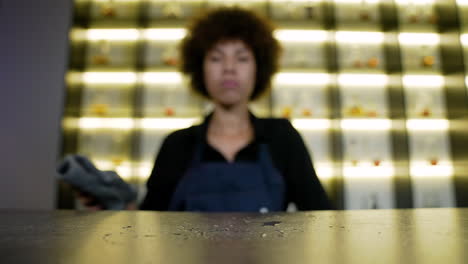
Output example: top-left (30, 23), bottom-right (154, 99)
top-left (221, 80), bottom-right (239, 88)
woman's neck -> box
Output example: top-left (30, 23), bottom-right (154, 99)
top-left (209, 104), bottom-right (251, 136)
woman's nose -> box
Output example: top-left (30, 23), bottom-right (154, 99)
top-left (222, 57), bottom-right (236, 73)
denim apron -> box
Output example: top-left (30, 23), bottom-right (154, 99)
top-left (168, 143), bottom-right (286, 212)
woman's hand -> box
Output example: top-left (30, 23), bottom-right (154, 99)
top-left (74, 190), bottom-right (103, 211)
top-left (74, 189), bottom-right (137, 210)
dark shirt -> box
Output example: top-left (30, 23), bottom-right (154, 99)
top-left (140, 112), bottom-right (333, 211)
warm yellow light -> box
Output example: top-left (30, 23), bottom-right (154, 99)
top-left (395, 0), bottom-right (434, 4)
top-left (136, 163), bottom-right (153, 180)
top-left (275, 30), bottom-right (328, 43)
top-left (65, 117), bottom-right (201, 130)
top-left (207, 0), bottom-right (266, 2)
top-left (141, 72), bottom-right (183, 84)
top-left (334, 0), bottom-right (379, 3)
top-left (143, 28), bottom-right (186, 41)
top-left (341, 119), bottom-right (392, 130)
top-left (292, 119), bottom-right (331, 130)
top-left (86, 29), bottom-right (140, 41)
top-left (138, 118), bottom-right (199, 130)
top-left (315, 162), bottom-right (334, 180)
top-left (93, 160), bottom-right (150, 180)
top-left (343, 162), bottom-right (394, 178)
top-left (338, 74), bottom-right (388, 86)
top-left (271, 0), bottom-right (322, 2)
top-left (402, 75), bottom-right (444, 87)
top-left (406, 119), bottom-right (449, 131)
top-left (335, 31), bottom-right (384, 44)
top-left (66, 72), bottom-right (83, 84)
top-left (274, 73), bottom-right (330, 86)
top-left (92, 0), bottom-right (140, 2)
top-left (410, 161), bottom-right (453, 178)
top-left (78, 118), bottom-right (135, 130)
top-left (82, 72), bottom-right (137, 84)
top-left (458, 0), bottom-right (468, 6)
top-left (398, 33), bottom-right (440, 45)
top-left (461, 34), bottom-right (468, 46)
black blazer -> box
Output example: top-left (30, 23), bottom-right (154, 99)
top-left (140, 112), bottom-right (333, 211)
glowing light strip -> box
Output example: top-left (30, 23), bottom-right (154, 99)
top-left (65, 117), bottom-right (199, 130)
top-left (74, 28), bottom-right (331, 42)
top-left (291, 119), bottom-right (331, 130)
top-left (460, 34), bottom-right (468, 46)
top-left (341, 119), bottom-right (392, 130)
top-left (315, 162), bottom-right (333, 180)
top-left (73, 72), bottom-right (335, 85)
top-left (143, 29), bottom-right (186, 41)
top-left (93, 160), bottom-right (154, 180)
top-left (343, 162), bottom-right (394, 178)
top-left (406, 119), bottom-right (449, 131)
top-left (275, 30), bottom-right (328, 43)
top-left (457, 0), bottom-right (468, 6)
top-left (208, 0), bottom-right (268, 2)
top-left (398, 33), bottom-right (440, 45)
top-left (138, 118), bottom-right (199, 130)
top-left (141, 72), bottom-right (183, 84)
top-left (402, 75), bottom-right (444, 87)
top-left (87, 29), bottom-right (140, 41)
top-left (335, 31), bottom-right (384, 44)
top-left (78, 118), bottom-right (135, 130)
top-left (334, 0), bottom-right (379, 3)
top-left (410, 161), bottom-right (454, 178)
top-left (271, 0), bottom-right (322, 2)
top-left (82, 72), bottom-right (138, 84)
top-left (338, 74), bottom-right (388, 86)
top-left (395, 0), bottom-right (434, 4)
top-left (91, 0), bottom-right (140, 2)
top-left (274, 73), bottom-right (330, 85)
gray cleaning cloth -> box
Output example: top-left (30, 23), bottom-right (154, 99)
top-left (57, 155), bottom-right (137, 210)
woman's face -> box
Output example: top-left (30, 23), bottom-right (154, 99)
top-left (203, 40), bottom-right (256, 108)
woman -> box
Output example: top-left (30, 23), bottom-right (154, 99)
top-left (138, 7), bottom-right (332, 212)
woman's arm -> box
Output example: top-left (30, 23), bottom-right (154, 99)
top-left (139, 131), bottom-right (193, 211)
top-left (283, 121), bottom-right (333, 210)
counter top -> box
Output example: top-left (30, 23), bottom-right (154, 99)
top-left (1, 208), bottom-right (467, 263)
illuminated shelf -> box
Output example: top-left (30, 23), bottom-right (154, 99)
top-left (274, 30), bottom-right (328, 43)
top-left (406, 119), bottom-right (449, 131)
top-left (337, 74), bottom-right (388, 87)
top-left (334, 0), bottom-right (379, 3)
top-left (94, 160), bottom-right (153, 180)
top-left (291, 118), bottom-right (331, 130)
top-left (343, 161), bottom-right (395, 179)
top-left (64, 117), bottom-right (200, 130)
top-left (335, 31), bottom-right (384, 44)
top-left (70, 28), bottom-right (413, 46)
top-left (273, 72), bottom-right (330, 86)
top-left (410, 161), bottom-right (454, 178)
top-left (402, 75), bottom-right (445, 87)
top-left (69, 71), bottom-right (332, 85)
top-left (398, 33), bottom-right (440, 46)
top-left (340, 119), bottom-right (392, 131)
top-left (314, 162), bottom-right (334, 180)
top-left (395, 0), bottom-right (435, 4)
top-left (68, 71), bottom-right (398, 87)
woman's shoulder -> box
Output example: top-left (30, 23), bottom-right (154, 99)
top-left (256, 117), bottom-right (297, 137)
top-left (163, 124), bottom-right (200, 147)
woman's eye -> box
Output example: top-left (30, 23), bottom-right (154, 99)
top-left (238, 56), bottom-right (250, 62)
top-left (209, 56), bottom-right (221, 62)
